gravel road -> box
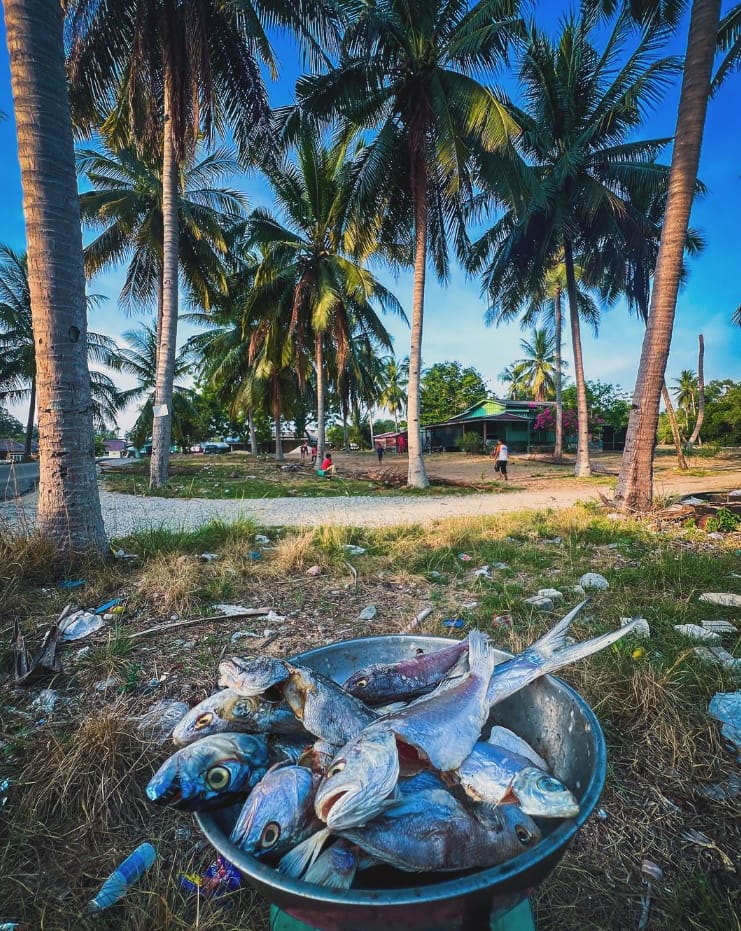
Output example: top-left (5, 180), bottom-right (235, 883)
top-left (0, 483), bottom-right (613, 536)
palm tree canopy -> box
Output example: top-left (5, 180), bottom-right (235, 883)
top-left (512, 327), bottom-right (558, 401)
top-left (78, 143), bottom-right (248, 313)
top-left (713, 2), bottom-right (741, 92)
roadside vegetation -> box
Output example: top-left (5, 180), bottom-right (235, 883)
top-left (1, 506), bottom-right (738, 930)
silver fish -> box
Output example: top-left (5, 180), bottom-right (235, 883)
top-left (342, 639), bottom-right (469, 704)
top-left (281, 664), bottom-right (377, 745)
top-left (230, 763), bottom-right (322, 859)
top-left (314, 724), bottom-right (399, 829)
top-left (285, 789), bottom-right (541, 879)
top-left (218, 655), bottom-right (291, 696)
top-left (146, 733), bottom-right (269, 810)
top-left (454, 742), bottom-right (579, 817)
top-left (314, 631), bottom-right (495, 830)
top-left (171, 689), bottom-right (307, 746)
top-left (486, 600), bottom-right (640, 707)
top-left (487, 726), bottom-right (548, 770)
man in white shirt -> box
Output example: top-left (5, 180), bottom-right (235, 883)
top-left (493, 437), bottom-right (509, 481)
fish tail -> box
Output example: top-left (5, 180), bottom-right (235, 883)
top-left (303, 840), bottom-right (359, 889)
top-left (527, 599), bottom-right (590, 655)
top-left (531, 612), bottom-right (639, 676)
top-left (278, 828), bottom-right (331, 878)
top-left (468, 629), bottom-right (497, 682)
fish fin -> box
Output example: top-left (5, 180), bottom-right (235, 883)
top-left (530, 611), bottom-right (639, 675)
top-left (468, 629), bottom-right (497, 683)
top-left (487, 726), bottom-right (549, 771)
top-left (303, 841), bottom-right (358, 889)
top-left (527, 599), bottom-right (591, 655)
top-left (374, 700), bottom-right (408, 715)
top-left (278, 828), bottom-right (331, 878)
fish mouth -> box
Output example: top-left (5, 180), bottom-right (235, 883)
top-left (315, 781), bottom-right (363, 825)
top-left (316, 788), bottom-right (350, 822)
top-left (147, 782), bottom-right (182, 806)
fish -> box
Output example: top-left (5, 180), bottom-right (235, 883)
top-left (171, 689), bottom-right (307, 746)
top-left (281, 664), bottom-right (377, 745)
top-left (453, 741), bottom-right (579, 818)
top-left (218, 655), bottom-right (291, 697)
top-left (146, 733), bottom-right (269, 810)
top-left (342, 639), bottom-right (469, 704)
top-left (485, 600), bottom-right (640, 707)
top-left (314, 724), bottom-right (400, 830)
top-left (313, 631), bottom-right (495, 830)
top-left (230, 763), bottom-right (322, 860)
top-left (302, 839), bottom-right (363, 889)
top-left (486, 726), bottom-right (548, 770)
top-left (284, 789), bottom-right (541, 879)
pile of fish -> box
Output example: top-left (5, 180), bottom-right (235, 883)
top-left (146, 600), bottom-right (637, 888)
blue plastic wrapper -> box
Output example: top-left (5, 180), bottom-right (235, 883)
top-left (442, 618), bottom-right (465, 629)
top-left (179, 856), bottom-right (241, 898)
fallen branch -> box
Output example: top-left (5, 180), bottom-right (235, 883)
top-left (127, 608), bottom-right (272, 640)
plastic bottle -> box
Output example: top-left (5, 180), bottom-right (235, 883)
top-left (88, 842), bottom-right (157, 912)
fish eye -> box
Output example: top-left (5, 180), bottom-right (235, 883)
top-left (515, 824), bottom-right (535, 846)
top-left (194, 712), bottom-right (213, 730)
top-left (206, 765), bottom-right (231, 791)
top-left (537, 775), bottom-right (562, 793)
top-left (355, 678), bottom-right (368, 689)
top-left (260, 821), bottom-right (281, 849)
top-left (328, 760), bottom-right (346, 777)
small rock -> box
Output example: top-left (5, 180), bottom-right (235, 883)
top-left (674, 623), bottom-right (721, 642)
top-left (579, 572), bottom-right (609, 591)
top-left (525, 595), bottom-right (554, 611)
top-left (707, 532), bottom-right (725, 541)
top-left (306, 565), bottom-right (322, 577)
top-left (537, 588), bottom-right (564, 601)
top-left (699, 592), bottom-right (741, 608)
top-left (461, 601), bottom-right (479, 610)
top-left (621, 617), bottom-right (651, 639)
top-left (359, 605), bottom-right (378, 621)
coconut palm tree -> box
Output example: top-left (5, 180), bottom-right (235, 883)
top-left (511, 329), bottom-right (558, 402)
top-left (244, 123), bottom-right (404, 466)
top-left (4, 0), bottom-right (107, 554)
top-left (673, 369), bottom-right (699, 432)
top-left (78, 142), bottom-right (247, 321)
top-left (294, 0), bottom-right (520, 487)
top-left (499, 362), bottom-right (530, 401)
top-left (378, 356), bottom-right (409, 432)
top-left (66, 0), bottom-right (340, 489)
top-left (471, 9), bottom-right (678, 477)
top-left (712, 2), bottom-right (741, 91)
top-left (615, 0), bottom-right (722, 511)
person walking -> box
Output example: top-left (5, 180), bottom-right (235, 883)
top-left (375, 442), bottom-right (384, 464)
top-left (493, 437), bottom-right (509, 481)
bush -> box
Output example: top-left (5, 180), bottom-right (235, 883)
top-left (459, 433), bottom-right (485, 455)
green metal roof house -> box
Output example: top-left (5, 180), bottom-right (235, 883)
top-left (422, 398), bottom-right (555, 452)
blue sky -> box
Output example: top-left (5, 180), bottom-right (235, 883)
top-left (1, 4), bottom-right (740, 433)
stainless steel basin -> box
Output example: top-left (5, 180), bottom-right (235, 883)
top-left (196, 634), bottom-right (606, 931)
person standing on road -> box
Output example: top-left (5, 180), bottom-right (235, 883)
top-left (493, 437), bottom-right (509, 481)
top-left (375, 442), bottom-right (384, 464)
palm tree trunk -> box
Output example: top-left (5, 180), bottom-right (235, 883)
top-left (616, 0), bottom-right (721, 511)
top-left (554, 290), bottom-right (563, 460)
top-left (247, 408), bottom-right (258, 456)
top-left (24, 375), bottom-right (36, 459)
top-left (564, 240), bottom-right (591, 477)
top-left (407, 148), bottom-right (430, 488)
top-left (150, 81), bottom-right (179, 489)
top-left (272, 385), bottom-right (284, 461)
top-left (661, 383), bottom-right (688, 469)
top-left (688, 334), bottom-right (705, 445)
top-left (315, 331), bottom-right (326, 466)
top-left (5, 0), bottom-right (107, 556)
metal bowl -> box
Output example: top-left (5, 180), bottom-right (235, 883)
top-left (196, 635), bottom-right (606, 931)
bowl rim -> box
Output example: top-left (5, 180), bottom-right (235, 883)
top-left (196, 633), bottom-right (606, 907)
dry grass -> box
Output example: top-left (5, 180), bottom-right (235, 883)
top-left (1, 506), bottom-right (739, 930)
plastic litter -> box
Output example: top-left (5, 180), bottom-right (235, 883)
top-left (701, 620), bottom-right (737, 634)
top-left (265, 610), bottom-right (287, 624)
top-left (525, 595), bottom-right (553, 611)
top-left (0, 778), bottom-right (10, 809)
top-left (693, 647), bottom-right (741, 671)
top-left (537, 588), bottom-right (564, 601)
top-left (198, 553), bottom-right (219, 563)
top-left (442, 618), bottom-right (465, 629)
top-left (179, 856), bottom-right (241, 898)
top-left (58, 579), bottom-right (85, 589)
top-left (621, 617), bottom-right (651, 639)
top-left (88, 842), bottom-right (156, 912)
top-left (231, 631), bottom-right (260, 643)
top-left (359, 605), bottom-right (378, 621)
top-left (213, 603), bottom-right (253, 616)
top-left (697, 772), bottom-right (741, 803)
top-left (708, 691), bottom-right (741, 752)
top-left (342, 545), bottom-right (366, 556)
top-left (254, 535), bottom-right (271, 545)
top-left (247, 550), bottom-right (262, 561)
top-left (490, 562), bottom-right (509, 570)
top-left (59, 610), bottom-right (106, 641)
top-left (674, 624), bottom-right (721, 642)
top-left (31, 689), bottom-right (59, 714)
top-left (473, 566), bottom-right (492, 578)
top-left (94, 598), bottom-right (122, 615)
top-left (458, 553), bottom-right (473, 562)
